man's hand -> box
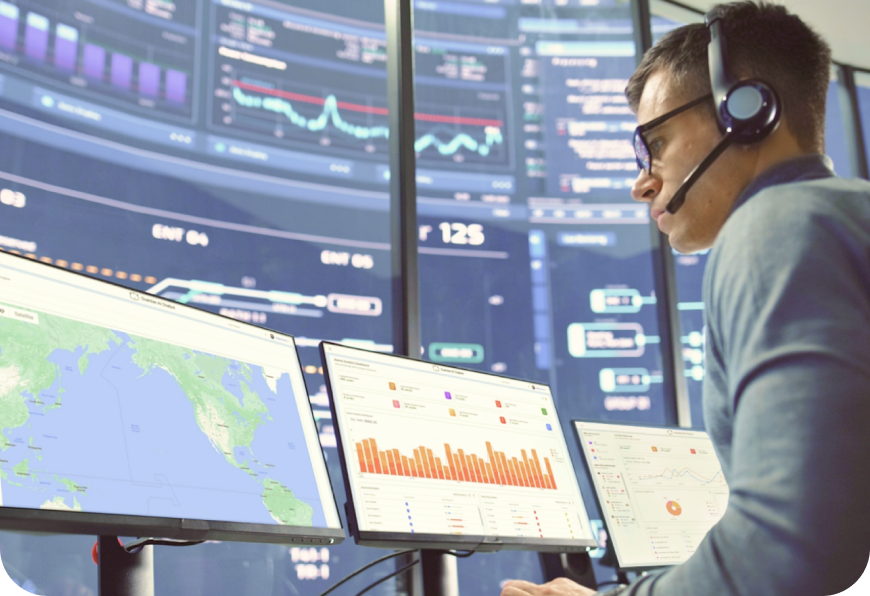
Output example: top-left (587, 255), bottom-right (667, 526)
top-left (501, 577), bottom-right (598, 596)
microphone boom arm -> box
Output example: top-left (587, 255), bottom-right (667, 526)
top-left (665, 130), bottom-right (739, 214)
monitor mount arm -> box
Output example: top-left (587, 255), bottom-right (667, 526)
top-left (97, 535), bottom-right (154, 596)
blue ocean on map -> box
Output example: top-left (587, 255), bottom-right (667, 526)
top-left (0, 331), bottom-right (326, 528)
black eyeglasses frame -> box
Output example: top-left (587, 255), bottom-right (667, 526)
top-left (633, 93), bottom-right (714, 175)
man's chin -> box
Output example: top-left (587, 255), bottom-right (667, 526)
top-left (667, 229), bottom-right (711, 255)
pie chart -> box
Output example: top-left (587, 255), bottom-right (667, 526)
top-left (666, 500), bottom-right (682, 516)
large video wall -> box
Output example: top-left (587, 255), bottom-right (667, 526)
top-left (0, 0), bottom-right (864, 593)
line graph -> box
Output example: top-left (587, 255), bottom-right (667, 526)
top-left (232, 85), bottom-right (390, 141)
top-left (636, 467), bottom-right (724, 486)
top-left (415, 126), bottom-right (503, 157)
top-left (226, 80), bottom-right (506, 160)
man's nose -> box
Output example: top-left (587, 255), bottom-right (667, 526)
top-left (631, 169), bottom-right (661, 203)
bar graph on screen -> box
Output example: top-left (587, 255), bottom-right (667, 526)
top-left (0, 0), bottom-right (194, 116)
top-left (353, 438), bottom-right (558, 489)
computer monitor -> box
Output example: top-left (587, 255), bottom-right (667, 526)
top-left (0, 250), bottom-right (343, 545)
top-left (573, 420), bottom-right (729, 569)
top-left (320, 341), bottom-right (598, 552)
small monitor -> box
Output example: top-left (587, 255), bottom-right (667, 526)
top-left (321, 341), bottom-right (597, 552)
top-left (0, 251), bottom-right (343, 544)
top-left (574, 420), bottom-right (729, 569)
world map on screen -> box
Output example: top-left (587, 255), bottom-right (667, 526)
top-left (0, 303), bottom-right (327, 528)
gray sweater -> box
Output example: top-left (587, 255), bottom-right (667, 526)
top-left (626, 155), bottom-right (870, 595)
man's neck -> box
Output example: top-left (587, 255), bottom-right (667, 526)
top-left (749, 125), bottom-right (810, 180)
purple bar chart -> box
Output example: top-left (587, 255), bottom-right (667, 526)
top-left (166, 69), bottom-right (186, 104)
top-left (111, 53), bottom-right (133, 89)
top-left (138, 62), bottom-right (160, 97)
top-left (0, 6), bottom-right (190, 111)
top-left (54, 23), bottom-right (78, 71)
top-left (83, 43), bottom-right (105, 80)
top-left (25, 12), bottom-right (48, 62)
top-left (0, 1), bottom-right (18, 51)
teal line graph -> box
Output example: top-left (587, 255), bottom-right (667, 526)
top-left (233, 86), bottom-right (389, 140)
top-left (416, 127), bottom-right (503, 157)
top-left (232, 86), bottom-right (504, 157)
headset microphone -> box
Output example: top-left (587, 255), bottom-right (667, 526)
top-left (665, 132), bottom-right (739, 214)
top-left (665, 10), bottom-right (781, 214)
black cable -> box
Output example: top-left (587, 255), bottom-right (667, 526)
top-left (442, 549), bottom-right (476, 558)
top-left (316, 549), bottom-right (417, 596)
top-left (350, 558), bottom-right (419, 596)
top-left (122, 538), bottom-right (206, 554)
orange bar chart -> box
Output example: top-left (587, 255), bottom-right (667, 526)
top-left (354, 438), bottom-right (558, 490)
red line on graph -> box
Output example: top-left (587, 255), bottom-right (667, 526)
top-left (232, 80), bottom-right (503, 127)
top-left (412, 112), bottom-right (503, 127)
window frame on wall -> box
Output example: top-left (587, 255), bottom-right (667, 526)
top-left (840, 67), bottom-right (870, 180)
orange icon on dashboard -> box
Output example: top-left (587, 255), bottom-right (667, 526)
top-left (666, 501), bottom-right (682, 516)
top-left (651, 446), bottom-right (658, 452)
top-left (389, 382), bottom-right (396, 390)
top-left (449, 409), bottom-right (456, 416)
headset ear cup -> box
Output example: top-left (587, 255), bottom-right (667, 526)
top-left (721, 80), bottom-right (781, 144)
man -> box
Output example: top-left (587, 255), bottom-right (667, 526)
top-left (503, 2), bottom-right (870, 595)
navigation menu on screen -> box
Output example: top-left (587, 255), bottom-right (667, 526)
top-left (575, 421), bottom-right (729, 568)
top-left (323, 343), bottom-right (594, 545)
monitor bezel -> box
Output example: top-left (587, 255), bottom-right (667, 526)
top-left (0, 250), bottom-right (345, 545)
top-left (572, 418), bottom-right (724, 571)
top-left (320, 340), bottom-right (598, 553)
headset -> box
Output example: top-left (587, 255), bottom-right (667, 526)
top-left (665, 9), bottom-right (782, 214)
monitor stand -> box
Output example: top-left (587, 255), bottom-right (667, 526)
top-left (402, 549), bottom-right (458, 596)
top-left (98, 536), bottom-right (154, 596)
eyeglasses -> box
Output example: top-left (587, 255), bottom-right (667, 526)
top-left (633, 93), bottom-right (713, 175)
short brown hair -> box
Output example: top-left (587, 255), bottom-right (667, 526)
top-left (626, 1), bottom-right (832, 152)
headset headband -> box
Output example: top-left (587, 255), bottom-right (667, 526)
top-left (664, 11), bottom-right (782, 213)
top-left (703, 9), bottom-right (780, 142)
top-left (705, 12), bottom-right (735, 132)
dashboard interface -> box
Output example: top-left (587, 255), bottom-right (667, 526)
top-left (411, 0), bottom-right (670, 424)
top-left (0, 251), bottom-right (341, 534)
top-left (575, 421), bottom-right (729, 568)
top-left (0, 0), bottom-right (682, 588)
top-left (323, 342), bottom-right (595, 549)
top-left (0, 0), bottom-right (670, 437)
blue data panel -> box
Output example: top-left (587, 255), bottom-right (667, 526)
top-left (672, 250), bottom-right (709, 429)
top-left (857, 73), bottom-right (870, 176)
top-left (0, 0), bottom-right (404, 593)
top-left (414, 0), bottom-right (670, 423)
top-left (0, 0), bottom-right (395, 401)
top-left (413, 1), bottom-right (669, 591)
top-left (826, 79), bottom-right (853, 178)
